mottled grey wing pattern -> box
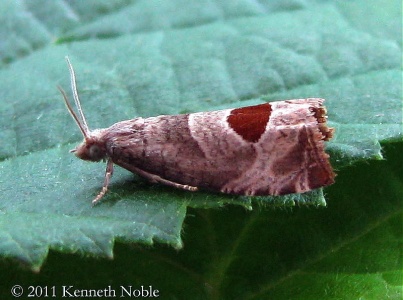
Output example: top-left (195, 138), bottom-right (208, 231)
top-left (103, 100), bottom-right (334, 196)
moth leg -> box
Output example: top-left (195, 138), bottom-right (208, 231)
top-left (92, 159), bottom-right (114, 205)
top-left (128, 165), bottom-right (198, 192)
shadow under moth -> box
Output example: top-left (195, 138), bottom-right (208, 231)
top-left (58, 57), bottom-right (335, 205)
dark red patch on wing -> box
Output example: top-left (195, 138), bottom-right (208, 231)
top-left (227, 103), bottom-right (272, 143)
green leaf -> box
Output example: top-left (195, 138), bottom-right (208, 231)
top-left (0, 0), bottom-right (401, 298)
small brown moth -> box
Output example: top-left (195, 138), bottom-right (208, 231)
top-left (59, 57), bottom-right (335, 205)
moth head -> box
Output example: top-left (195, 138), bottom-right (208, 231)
top-left (71, 134), bottom-right (107, 162)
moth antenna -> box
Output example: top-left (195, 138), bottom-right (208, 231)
top-left (65, 56), bottom-right (90, 134)
top-left (58, 85), bottom-right (89, 139)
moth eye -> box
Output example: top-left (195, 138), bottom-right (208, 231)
top-left (89, 145), bottom-right (103, 161)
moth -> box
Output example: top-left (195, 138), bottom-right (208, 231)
top-left (59, 57), bottom-right (335, 205)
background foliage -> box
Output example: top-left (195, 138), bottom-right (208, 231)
top-left (0, 0), bottom-right (401, 299)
